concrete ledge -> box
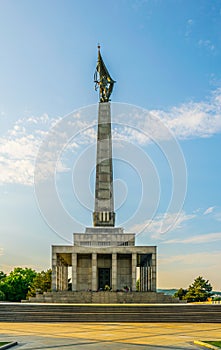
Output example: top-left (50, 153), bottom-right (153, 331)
top-left (194, 340), bottom-right (220, 349)
top-left (0, 342), bottom-right (18, 350)
top-left (26, 291), bottom-right (180, 304)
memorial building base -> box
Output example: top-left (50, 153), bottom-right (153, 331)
top-left (51, 228), bottom-right (157, 293)
top-left (26, 227), bottom-right (181, 304)
top-left (28, 290), bottom-right (180, 304)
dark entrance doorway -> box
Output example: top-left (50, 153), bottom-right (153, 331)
top-left (98, 268), bottom-right (110, 290)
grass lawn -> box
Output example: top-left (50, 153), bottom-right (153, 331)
top-left (204, 341), bottom-right (221, 348)
top-left (0, 343), bottom-right (9, 346)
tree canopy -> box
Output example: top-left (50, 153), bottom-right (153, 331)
top-left (174, 287), bottom-right (187, 300)
top-left (185, 276), bottom-right (213, 302)
top-left (27, 269), bottom-right (52, 297)
top-left (0, 271), bottom-right (6, 281)
top-left (174, 276), bottom-right (213, 302)
top-left (0, 267), bottom-right (37, 302)
top-left (0, 267), bottom-right (52, 302)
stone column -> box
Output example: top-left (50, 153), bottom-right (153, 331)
top-left (92, 253), bottom-right (97, 291)
top-left (65, 265), bottom-right (69, 290)
top-left (131, 253), bottom-right (137, 292)
top-left (151, 250), bottom-right (157, 292)
top-left (140, 266), bottom-right (144, 291)
top-left (57, 265), bottom-right (61, 291)
top-left (112, 253), bottom-right (117, 291)
top-left (147, 266), bottom-right (152, 291)
top-left (72, 253), bottom-right (77, 291)
top-left (61, 265), bottom-right (65, 291)
top-left (51, 252), bottom-right (57, 291)
top-left (62, 265), bottom-right (68, 291)
top-left (59, 265), bottom-right (62, 291)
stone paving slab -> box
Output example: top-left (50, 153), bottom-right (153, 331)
top-left (0, 342), bottom-right (18, 350)
top-left (0, 323), bottom-right (221, 349)
top-left (194, 340), bottom-right (221, 349)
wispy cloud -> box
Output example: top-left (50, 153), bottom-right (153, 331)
top-left (0, 133), bottom-right (39, 186)
top-left (185, 19), bottom-right (194, 38)
top-left (159, 250), bottom-right (221, 266)
top-left (202, 206), bottom-right (221, 221)
top-left (160, 89), bottom-right (221, 139)
top-left (198, 39), bottom-right (215, 52)
top-left (164, 232), bottom-right (221, 244)
top-left (203, 206), bottom-right (215, 215)
top-left (1, 87), bottom-right (221, 186)
top-left (0, 114), bottom-right (51, 186)
top-left (132, 211), bottom-right (195, 238)
top-left (0, 114), bottom-right (80, 186)
top-left (113, 88), bottom-right (221, 144)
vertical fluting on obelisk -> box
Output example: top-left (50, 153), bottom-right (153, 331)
top-left (93, 45), bottom-right (116, 227)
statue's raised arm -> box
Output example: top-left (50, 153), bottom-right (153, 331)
top-left (94, 45), bottom-right (116, 102)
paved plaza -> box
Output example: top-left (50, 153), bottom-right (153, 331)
top-left (0, 322), bottom-right (221, 349)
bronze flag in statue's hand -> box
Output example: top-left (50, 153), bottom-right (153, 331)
top-left (94, 45), bottom-right (115, 103)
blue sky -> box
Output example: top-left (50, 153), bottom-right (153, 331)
top-left (0, 0), bottom-right (221, 289)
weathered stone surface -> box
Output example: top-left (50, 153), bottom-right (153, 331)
top-left (27, 291), bottom-right (181, 304)
top-left (93, 102), bottom-right (115, 227)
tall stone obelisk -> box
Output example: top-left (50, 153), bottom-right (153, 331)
top-left (50, 46), bottom-right (157, 297)
top-left (93, 45), bottom-right (116, 227)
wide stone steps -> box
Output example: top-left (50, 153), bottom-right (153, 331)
top-left (0, 304), bottom-right (221, 323)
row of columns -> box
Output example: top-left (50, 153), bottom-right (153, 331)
top-left (139, 266), bottom-right (152, 291)
top-left (52, 252), bottom-right (155, 292)
top-left (52, 253), bottom-right (68, 291)
top-left (71, 252), bottom-right (137, 292)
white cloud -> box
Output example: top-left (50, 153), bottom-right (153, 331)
top-left (162, 90), bottom-right (221, 138)
top-left (112, 88), bottom-right (221, 144)
top-left (0, 114), bottom-right (55, 186)
top-left (76, 126), bottom-right (97, 145)
top-left (159, 251), bottom-right (221, 267)
top-left (0, 247), bottom-right (4, 256)
top-left (1, 111), bottom-right (85, 184)
top-left (0, 136), bottom-right (39, 186)
top-left (1, 87), bottom-right (221, 186)
top-left (185, 19), bottom-right (194, 38)
top-left (112, 125), bottom-right (150, 145)
top-left (203, 206), bottom-right (215, 215)
top-left (193, 208), bottom-right (201, 213)
top-left (198, 39), bottom-right (215, 52)
top-left (132, 211), bottom-right (195, 237)
top-left (164, 232), bottom-right (221, 244)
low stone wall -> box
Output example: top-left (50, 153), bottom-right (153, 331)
top-left (26, 291), bottom-right (183, 304)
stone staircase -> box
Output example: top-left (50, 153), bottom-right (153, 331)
top-left (26, 291), bottom-right (180, 304)
top-left (0, 303), bottom-right (221, 322)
